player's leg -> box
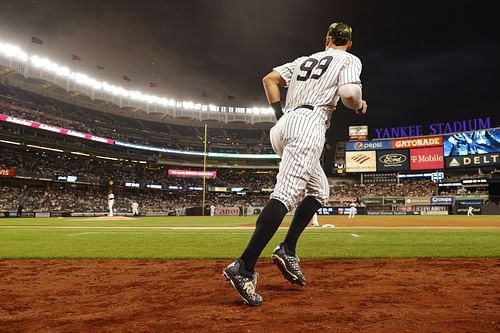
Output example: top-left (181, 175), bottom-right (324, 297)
top-left (282, 159), bottom-right (327, 256)
top-left (224, 123), bottom-right (286, 305)
top-left (239, 114), bottom-right (321, 273)
top-left (270, 115), bottom-right (326, 286)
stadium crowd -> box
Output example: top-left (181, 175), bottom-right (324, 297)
top-left (0, 147), bottom-right (276, 190)
top-left (0, 83), bottom-right (274, 154)
top-left (329, 181), bottom-right (438, 199)
top-left (0, 185), bottom-right (269, 214)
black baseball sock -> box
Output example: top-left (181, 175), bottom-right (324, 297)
top-left (283, 196), bottom-right (322, 256)
top-left (240, 199), bottom-right (288, 273)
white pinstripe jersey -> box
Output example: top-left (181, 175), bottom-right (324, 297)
top-left (274, 48), bottom-right (362, 115)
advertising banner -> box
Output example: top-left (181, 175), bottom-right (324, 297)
top-left (0, 114), bottom-right (114, 144)
top-left (454, 194), bottom-right (489, 200)
top-left (348, 125), bottom-right (368, 141)
top-left (410, 146), bottom-right (444, 170)
top-left (430, 196), bottom-right (454, 205)
top-left (214, 207), bottom-right (241, 216)
top-left (376, 150), bottom-right (409, 172)
top-left (383, 197), bottom-right (406, 205)
top-left (345, 140), bottom-right (392, 151)
top-left (168, 169), bottom-right (217, 178)
top-left (446, 153), bottom-right (499, 168)
top-left (456, 199), bottom-right (484, 206)
top-left (346, 151), bottom-right (377, 172)
top-left (392, 136), bottom-right (443, 149)
top-left (0, 168), bottom-right (16, 177)
top-left (362, 198), bottom-right (383, 205)
top-left (405, 197), bottom-right (431, 205)
top-left (443, 128), bottom-right (500, 156)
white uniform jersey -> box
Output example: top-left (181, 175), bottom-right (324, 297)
top-left (274, 48), bottom-right (362, 118)
top-left (108, 193), bottom-right (114, 202)
top-left (269, 47), bottom-right (364, 210)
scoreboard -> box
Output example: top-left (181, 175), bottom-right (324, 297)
top-left (345, 128), bottom-right (500, 173)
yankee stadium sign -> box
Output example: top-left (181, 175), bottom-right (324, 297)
top-left (374, 117), bottom-right (491, 139)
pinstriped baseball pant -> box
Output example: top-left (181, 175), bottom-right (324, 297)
top-left (269, 108), bottom-right (329, 211)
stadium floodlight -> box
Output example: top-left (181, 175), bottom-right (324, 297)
top-left (183, 101), bottom-right (194, 110)
top-left (73, 72), bottom-right (103, 90)
top-left (30, 55), bottom-right (70, 77)
top-left (0, 42), bottom-right (28, 62)
top-left (251, 107), bottom-right (260, 115)
top-left (0, 38), bottom-right (275, 120)
top-left (102, 82), bottom-right (128, 96)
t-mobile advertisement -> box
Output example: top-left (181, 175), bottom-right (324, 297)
top-left (410, 146), bottom-right (444, 170)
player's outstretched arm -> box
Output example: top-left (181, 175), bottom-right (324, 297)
top-left (338, 83), bottom-right (367, 115)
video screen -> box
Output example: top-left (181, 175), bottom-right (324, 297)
top-left (443, 129), bottom-right (500, 156)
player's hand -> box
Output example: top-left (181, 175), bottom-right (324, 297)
top-left (355, 100), bottom-right (367, 115)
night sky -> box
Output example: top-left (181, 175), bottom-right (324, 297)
top-left (0, 0), bottom-right (498, 147)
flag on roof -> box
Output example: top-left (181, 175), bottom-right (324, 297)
top-left (149, 82), bottom-right (157, 87)
top-left (72, 54), bottom-right (81, 61)
top-left (31, 36), bottom-right (43, 45)
top-left (96, 65), bottom-right (105, 70)
top-left (123, 75), bottom-right (131, 82)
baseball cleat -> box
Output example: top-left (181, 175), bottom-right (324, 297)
top-left (272, 243), bottom-right (306, 286)
top-left (223, 260), bottom-right (263, 306)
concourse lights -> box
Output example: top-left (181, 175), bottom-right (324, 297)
top-left (26, 144), bottom-right (64, 152)
top-left (0, 139), bottom-right (21, 145)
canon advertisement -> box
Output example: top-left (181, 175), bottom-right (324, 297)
top-left (345, 151), bottom-right (377, 172)
top-left (410, 146), bottom-right (444, 171)
top-left (345, 140), bottom-right (392, 151)
top-left (446, 153), bottom-right (499, 168)
top-left (376, 150), bottom-right (409, 171)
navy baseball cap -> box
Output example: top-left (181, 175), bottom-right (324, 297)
top-left (327, 22), bottom-right (352, 40)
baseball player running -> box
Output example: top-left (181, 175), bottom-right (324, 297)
top-left (223, 21), bottom-right (367, 306)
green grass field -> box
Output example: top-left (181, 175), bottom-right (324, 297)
top-left (0, 216), bottom-right (499, 259)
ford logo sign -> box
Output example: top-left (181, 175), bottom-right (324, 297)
top-left (379, 153), bottom-right (407, 165)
